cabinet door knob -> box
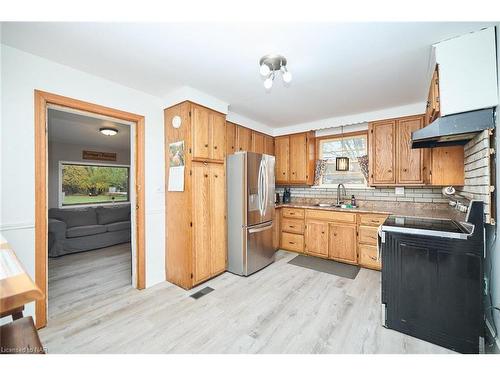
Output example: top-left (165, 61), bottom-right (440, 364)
top-left (214, 174), bottom-right (218, 178)
top-left (214, 146), bottom-right (218, 149)
top-left (403, 168), bottom-right (407, 172)
top-left (204, 174), bottom-right (208, 178)
top-left (205, 144), bottom-right (209, 147)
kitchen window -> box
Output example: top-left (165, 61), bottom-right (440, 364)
top-left (317, 132), bottom-right (368, 188)
top-left (59, 162), bottom-right (130, 207)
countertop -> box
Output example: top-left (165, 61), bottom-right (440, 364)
top-left (275, 201), bottom-right (467, 222)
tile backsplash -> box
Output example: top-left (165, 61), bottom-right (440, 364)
top-left (275, 186), bottom-right (450, 204)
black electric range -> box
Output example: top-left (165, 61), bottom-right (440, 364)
top-left (380, 216), bottom-right (473, 240)
top-left (381, 201), bottom-right (485, 354)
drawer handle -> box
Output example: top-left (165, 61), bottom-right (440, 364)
top-left (369, 236), bottom-right (377, 240)
top-left (289, 241), bottom-right (295, 245)
top-left (290, 213), bottom-right (295, 215)
top-left (370, 220), bottom-right (379, 223)
top-left (289, 225), bottom-right (296, 228)
top-left (321, 231), bottom-right (325, 234)
top-left (205, 144), bottom-right (209, 147)
top-left (369, 255), bottom-right (378, 261)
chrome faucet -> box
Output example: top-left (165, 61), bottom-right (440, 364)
top-left (337, 183), bottom-right (346, 205)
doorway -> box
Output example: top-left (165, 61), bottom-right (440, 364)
top-left (34, 90), bottom-right (146, 329)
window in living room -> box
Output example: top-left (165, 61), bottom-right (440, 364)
top-left (60, 162), bottom-right (129, 206)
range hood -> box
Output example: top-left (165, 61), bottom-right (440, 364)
top-left (411, 108), bottom-right (495, 149)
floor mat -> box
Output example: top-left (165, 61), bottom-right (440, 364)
top-left (288, 255), bottom-right (360, 279)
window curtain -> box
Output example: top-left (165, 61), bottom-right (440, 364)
top-left (313, 159), bottom-right (327, 186)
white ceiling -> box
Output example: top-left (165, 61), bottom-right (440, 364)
top-left (2, 22), bottom-right (495, 127)
top-left (48, 108), bottom-right (131, 150)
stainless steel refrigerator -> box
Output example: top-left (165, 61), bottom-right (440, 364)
top-left (227, 152), bottom-right (275, 276)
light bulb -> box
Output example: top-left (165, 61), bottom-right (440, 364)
top-left (283, 70), bottom-right (292, 83)
top-left (259, 63), bottom-right (270, 76)
top-left (264, 77), bottom-right (273, 90)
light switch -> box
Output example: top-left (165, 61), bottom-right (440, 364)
top-left (395, 187), bottom-right (405, 196)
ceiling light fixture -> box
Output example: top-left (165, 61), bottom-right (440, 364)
top-left (99, 127), bottom-right (118, 136)
top-left (259, 54), bottom-right (292, 90)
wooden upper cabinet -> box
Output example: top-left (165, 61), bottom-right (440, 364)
top-left (236, 126), bottom-right (252, 152)
top-left (304, 219), bottom-right (329, 258)
top-left (226, 121), bottom-right (236, 155)
top-left (369, 120), bottom-right (396, 185)
top-left (264, 135), bottom-right (275, 155)
top-left (431, 146), bottom-right (464, 186)
top-left (275, 136), bottom-right (289, 184)
top-left (397, 116), bottom-right (425, 184)
top-left (289, 133), bottom-right (308, 183)
top-left (209, 163), bottom-right (226, 275)
top-left (210, 113), bottom-right (226, 161)
top-left (251, 131), bottom-right (265, 154)
top-left (191, 104), bottom-right (225, 162)
top-left (192, 105), bottom-right (211, 160)
top-left (329, 223), bottom-right (357, 264)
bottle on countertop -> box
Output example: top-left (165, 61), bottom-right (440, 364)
top-left (351, 195), bottom-right (356, 207)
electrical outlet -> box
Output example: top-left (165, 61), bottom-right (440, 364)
top-left (395, 187), bottom-right (405, 196)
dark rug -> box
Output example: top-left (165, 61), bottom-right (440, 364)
top-left (288, 255), bottom-right (360, 279)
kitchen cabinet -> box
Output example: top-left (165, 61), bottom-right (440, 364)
top-left (369, 114), bottom-right (459, 186)
top-left (369, 120), bottom-right (396, 185)
top-left (275, 132), bottom-right (315, 185)
top-left (357, 213), bottom-right (387, 270)
top-left (304, 219), bottom-right (329, 258)
top-left (236, 125), bottom-right (252, 152)
top-left (329, 223), bottom-right (357, 264)
top-left (192, 162), bottom-right (226, 282)
top-left (280, 208), bottom-right (305, 253)
top-left (191, 104), bottom-right (226, 162)
top-left (273, 208), bottom-right (281, 250)
top-left (251, 131), bottom-right (265, 154)
top-left (226, 121), bottom-right (236, 155)
top-left (264, 135), bottom-right (275, 155)
top-left (430, 146), bottom-right (464, 186)
top-left (425, 66), bottom-right (440, 125)
top-left (396, 116), bottom-right (425, 184)
top-left (164, 101), bottom-right (227, 289)
top-left (275, 137), bottom-right (290, 184)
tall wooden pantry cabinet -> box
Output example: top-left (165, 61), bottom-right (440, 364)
top-left (164, 101), bottom-right (227, 289)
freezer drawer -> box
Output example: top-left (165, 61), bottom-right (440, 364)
top-left (246, 221), bottom-right (275, 276)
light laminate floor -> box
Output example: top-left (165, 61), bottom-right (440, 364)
top-left (40, 246), bottom-right (453, 354)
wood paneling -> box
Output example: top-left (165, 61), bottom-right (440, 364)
top-left (192, 105), bottom-right (210, 160)
top-left (305, 209), bottom-right (356, 223)
top-left (236, 125), bottom-right (252, 152)
top-left (359, 226), bottom-right (379, 246)
top-left (358, 244), bottom-right (381, 271)
top-left (281, 232), bottom-right (304, 253)
top-left (282, 207), bottom-right (304, 219)
top-left (35, 90), bottom-right (146, 329)
top-left (329, 224), bottom-right (357, 264)
top-left (275, 136), bottom-right (289, 183)
top-left (431, 146), bottom-right (465, 186)
top-left (281, 218), bottom-right (305, 234)
top-left (192, 163), bottom-right (211, 283)
top-left (289, 133), bottom-right (308, 183)
top-left (210, 113), bottom-right (226, 161)
top-left (304, 219), bottom-right (329, 258)
top-left (251, 132), bottom-right (265, 154)
top-left (210, 163), bottom-right (226, 275)
top-left (264, 135), bottom-right (275, 155)
top-left (397, 116), bottom-right (425, 184)
top-left (273, 208), bottom-right (281, 250)
top-left (226, 121), bottom-right (236, 155)
top-left (369, 120), bottom-right (396, 185)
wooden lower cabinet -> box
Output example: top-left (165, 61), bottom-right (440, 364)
top-left (281, 232), bottom-right (304, 253)
top-left (358, 244), bottom-right (380, 270)
top-left (273, 208), bottom-right (281, 250)
top-left (329, 223), bottom-right (357, 264)
top-left (304, 219), bottom-right (329, 258)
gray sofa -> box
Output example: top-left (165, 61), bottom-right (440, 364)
top-left (48, 205), bottom-right (131, 257)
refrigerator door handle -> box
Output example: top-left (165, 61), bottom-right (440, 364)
top-left (248, 222), bottom-right (273, 233)
top-left (258, 159), bottom-right (264, 216)
top-left (262, 159), bottom-right (268, 217)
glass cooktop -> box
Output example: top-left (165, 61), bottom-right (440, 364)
top-left (381, 216), bottom-right (472, 239)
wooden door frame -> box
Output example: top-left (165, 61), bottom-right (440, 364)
top-left (34, 90), bottom-right (146, 329)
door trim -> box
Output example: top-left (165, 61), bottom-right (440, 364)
top-left (34, 90), bottom-right (146, 329)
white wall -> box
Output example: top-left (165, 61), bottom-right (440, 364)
top-left (47, 141), bottom-right (131, 208)
top-left (0, 45), bottom-right (166, 322)
top-left (272, 101), bottom-right (426, 136)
